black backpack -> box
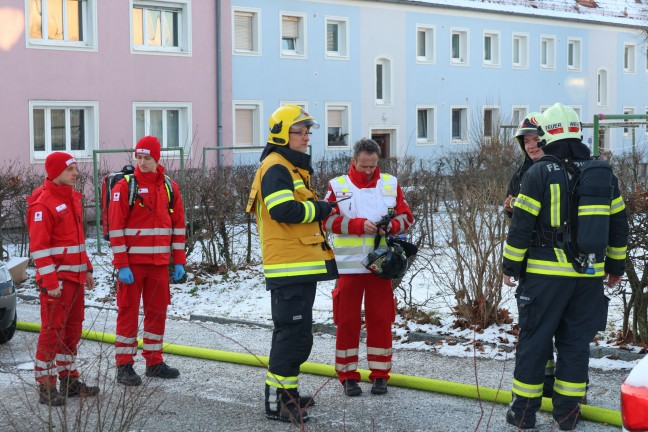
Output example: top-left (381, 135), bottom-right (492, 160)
top-left (545, 156), bottom-right (614, 274)
top-left (101, 165), bottom-right (175, 240)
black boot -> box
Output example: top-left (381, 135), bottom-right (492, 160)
top-left (38, 383), bottom-right (66, 406)
top-left (265, 387), bottom-right (310, 423)
top-left (145, 362), bottom-right (180, 379)
top-left (60, 376), bottom-right (100, 397)
top-left (116, 363), bottom-right (142, 386)
top-left (506, 409), bottom-right (536, 429)
top-left (371, 378), bottom-right (388, 395)
top-left (342, 379), bottom-right (362, 397)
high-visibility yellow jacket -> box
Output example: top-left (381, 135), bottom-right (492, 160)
top-left (246, 147), bottom-right (337, 288)
top-left (503, 141), bottom-right (628, 278)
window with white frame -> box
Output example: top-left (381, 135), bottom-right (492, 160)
top-left (451, 29), bottom-right (468, 64)
top-left (326, 17), bottom-right (348, 59)
top-left (375, 57), bottom-right (392, 105)
top-left (567, 38), bottom-right (581, 70)
top-left (27, 0), bottom-right (97, 49)
top-left (512, 106), bottom-right (528, 129)
top-left (233, 8), bottom-right (260, 54)
top-left (326, 104), bottom-right (350, 148)
top-left (540, 36), bottom-right (556, 69)
top-left (131, 0), bottom-right (191, 55)
top-left (233, 102), bottom-right (262, 148)
top-left (624, 43), bottom-right (636, 73)
top-left (281, 13), bottom-right (306, 57)
top-left (623, 107), bottom-right (635, 137)
top-left (483, 31), bottom-right (500, 66)
top-left (416, 25), bottom-right (435, 63)
top-left (30, 100), bottom-right (98, 160)
top-left (135, 103), bottom-right (191, 151)
top-left (451, 107), bottom-right (468, 142)
top-left (512, 33), bottom-right (529, 68)
top-left (416, 106), bottom-right (435, 144)
top-left (598, 69), bottom-right (608, 106)
top-left (483, 107), bottom-right (500, 138)
top-left (570, 106), bottom-right (582, 123)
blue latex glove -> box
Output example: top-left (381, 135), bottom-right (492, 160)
top-left (118, 267), bottom-right (134, 285)
top-left (173, 264), bottom-right (185, 282)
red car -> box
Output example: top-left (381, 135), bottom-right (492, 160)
top-left (621, 353), bottom-right (648, 431)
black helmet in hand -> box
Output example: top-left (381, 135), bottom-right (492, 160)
top-left (362, 241), bottom-right (408, 280)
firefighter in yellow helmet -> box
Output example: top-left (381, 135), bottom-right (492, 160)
top-left (246, 104), bottom-right (339, 423)
top-left (502, 103), bottom-right (628, 430)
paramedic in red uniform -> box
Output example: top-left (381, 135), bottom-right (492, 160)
top-left (323, 138), bottom-right (414, 396)
top-left (108, 136), bottom-right (186, 386)
top-left (27, 151), bottom-right (100, 406)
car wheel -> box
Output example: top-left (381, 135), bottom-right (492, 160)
top-left (0, 312), bottom-right (17, 344)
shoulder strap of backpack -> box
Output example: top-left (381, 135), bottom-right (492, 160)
top-left (124, 175), bottom-right (139, 209)
top-left (164, 175), bottom-right (175, 213)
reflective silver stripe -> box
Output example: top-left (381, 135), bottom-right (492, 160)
top-left (35, 369), bottom-right (57, 377)
top-left (335, 362), bottom-right (358, 372)
top-left (115, 346), bottom-right (138, 355)
top-left (340, 217), bottom-right (350, 235)
top-left (56, 354), bottom-right (75, 362)
top-left (367, 347), bottom-right (392, 356)
top-left (109, 229), bottom-right (125, 238)
top-left (38, 264), bottom-right (56, 275)
top-left (143, 343), bottom-right (163, 351)
top-left (57, 264), bottom-right (88, 272)
top-left (31, 249), bottom-right (52, 259)
top-left (336, 260), bottom-right (366, 270)
top-left (125, 228), bottom-right (172, 236)
top-left (368, 360), bottom-right (392, 370)
top-left (50, 245), bottom-right (86, 255)
top-left (325, 214), bottom-right (341, 232)
top-left (172, 228), bottom-right (186, 235)
top-left (35, 359), bottom-right (53, 368)
top-left (116, 335), bottom-right (137, 344)
top-left (112, 245), bottom-right (127, 253)
top-left (172, 243), bottom-right (184, 250)
top-left (58, 364), bottom-right (77, 371)
top-left (128, 246), bottom-right (171, 254)
top-left (394, 213), bottom-right (408, 231)
top-left (336, 348), bottom-right (358, 357)
top-left (142, 331), bottom-right (162, 340)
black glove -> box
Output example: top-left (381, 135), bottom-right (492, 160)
top-left (316, 200), bottom-right (335, 217)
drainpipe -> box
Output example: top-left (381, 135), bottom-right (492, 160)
top-left (216, 0), bottom-right (222, 168)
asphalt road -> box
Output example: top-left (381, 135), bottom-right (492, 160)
top-left (0, 302), bottom-right (625, 431)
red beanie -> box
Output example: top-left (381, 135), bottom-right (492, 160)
top-left (135, 136), bottom-right (161, 162)
top-left (45, 152), bottom-right (76, 180)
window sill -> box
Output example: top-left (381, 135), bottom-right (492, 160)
top-left (27, 40), bottom-right (96, 52)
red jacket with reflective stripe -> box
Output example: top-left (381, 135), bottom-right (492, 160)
top-left (108, 165), bottom-right (186, 269)
top-left (26, 179), bottom-right (93, 291)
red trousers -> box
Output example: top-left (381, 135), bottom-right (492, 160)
top-left (333, 273), bottom-right (395, 383)
top-left (115, 264), bottom-right (170, 367)
top-left (35, 280), bottom-right (84, 385)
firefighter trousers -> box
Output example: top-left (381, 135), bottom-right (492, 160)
top-left (35, 280), bottom-right (84, 385)
top-left (512, 274), bottom-right (607, 423)
top-left (115, 264), bottom-right (170, 367)
top-left (333, 273), bottom-right (395, 383)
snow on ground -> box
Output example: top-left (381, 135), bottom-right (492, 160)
top-left (8, 237), bottom-right (644, 372)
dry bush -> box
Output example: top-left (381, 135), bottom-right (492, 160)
top-left (608, 149), bottom-right (648, 343)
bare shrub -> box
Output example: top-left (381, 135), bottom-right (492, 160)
top-left (608, 149), bottom-right (648, 343)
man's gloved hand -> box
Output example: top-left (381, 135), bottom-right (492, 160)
top-left (317, 200), bottom-right (336, 217)
top-left (118, 267), bottom-right (134, 284)
top-left (173, 264), bottom-right (185, 282)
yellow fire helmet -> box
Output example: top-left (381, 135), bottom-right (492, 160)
top-left (267, 104), bottom-right (320, 145)
top-left (538, 103), bottom-right (582, 147)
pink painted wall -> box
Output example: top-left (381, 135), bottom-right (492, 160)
top-left (0, 1), bottom-right (231, 174)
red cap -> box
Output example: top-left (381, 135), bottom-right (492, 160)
top-left (45, 152), bottom-right (76, 180)
top-left (135, 136), bottom-right (161, 162)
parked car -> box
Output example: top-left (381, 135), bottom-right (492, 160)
top-left (0, 262), bottom-right (17, 343)
top-left (621, 353), bottom-right (648, 432)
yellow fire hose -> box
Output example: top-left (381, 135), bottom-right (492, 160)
top-left (17, 321), bottom-right (621, 427)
